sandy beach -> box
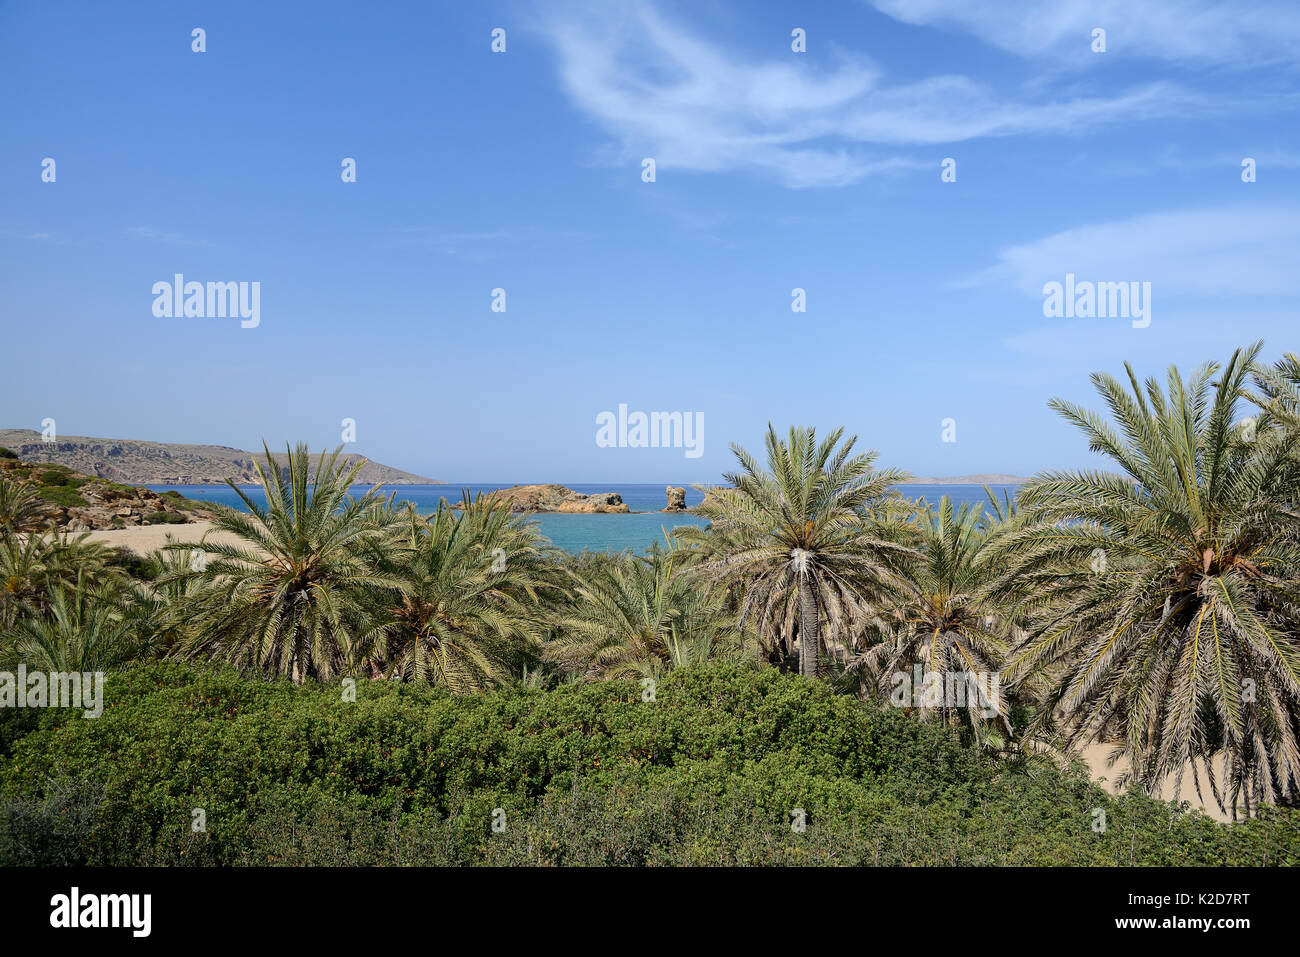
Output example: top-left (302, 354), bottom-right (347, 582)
top-left (83, 521), bottom-right (245, 554)
top-left (1081, 744), bottom-right (1232, 821)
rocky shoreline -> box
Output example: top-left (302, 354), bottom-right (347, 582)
top-left (0, 454), bottom-right (216, 532)
top-left (55, 485), bottom-right (216, 532)
top-left (453, 484), bottom-right (696, 514)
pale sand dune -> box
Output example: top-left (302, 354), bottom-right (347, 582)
top-left (83, 521), bottom-right (247, 555)
top-left (1082, 744), bottom-right (1233, 821)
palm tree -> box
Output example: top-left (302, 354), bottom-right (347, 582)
top-left (682, 425), bottom-right (912, 677)
top-left (1249, 349), bottom-right (1300, 504)
top-left (115, 538), bottom-right (210, 657)
top-left (1251, 349), bottom-right (1300, 428)
top-left (0, 530), bottom-right (114, 632)
top-left (376, 495), bottom-right (560, 691)
top-left (0, 576), bottom-right (142, 672)
top-left (0, 476), bottom-right (47, 533)
top-left (547, 540), bottom-right (741, 680)
top-left (169, 443), bottom-right (402, 684)
top-left (852, 495), bottom-right (1015, 744)
top-left (1000, 343), bottom-right (1300, 816)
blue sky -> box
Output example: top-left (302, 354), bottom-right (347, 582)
top-left (2, 0), bottom-right (1298, 483)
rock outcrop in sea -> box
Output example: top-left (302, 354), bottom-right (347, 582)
top-left (454, 484), bottom-right (630, 513)
top-left (664, 486), bottom-right (688, 511)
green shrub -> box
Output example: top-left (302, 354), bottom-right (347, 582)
top-left (34, 485), bottom-right (88, 508)
top-left (0, 776), bottom-right (106, 866)
top-left (144, 511), bottom-right (187, 524)
top-left (1, 663), bottom-right (1296, 866)
top-left (107, 546), bottom-right (154, 580)
top-left (0, 448), bottom-right (17, 460)
top-left (160, 490), bottom-right (200, 512)
top-left (34, 466), bottom-right (86, 488)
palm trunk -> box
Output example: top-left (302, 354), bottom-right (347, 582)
top-left (798, 579), bottom-right (820, 677)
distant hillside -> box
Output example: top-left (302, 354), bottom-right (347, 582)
top-left (0, 430), bottom-right (442, 486)
top-left (903, 474), bottom-right (1028, 485)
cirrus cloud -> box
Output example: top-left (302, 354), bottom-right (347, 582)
top-left (537, 1), bottom-right (1213, 187)
top-left (866, 0), bottom-right (1300, 65)
top-left (965, 203), bottom-right (1300, 299)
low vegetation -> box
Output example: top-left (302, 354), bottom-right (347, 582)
top-left (2, 664), bottom-right (1296, 865)
top-left (0, 458), bottom-right (209, 531)
top-left (2, 343), bottom-right (1299, 864)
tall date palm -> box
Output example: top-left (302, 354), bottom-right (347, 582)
top-left (684, 425), bottom-right (911, 677)
top-left (170, 443), bottom-right (402, 684)
top-left (1001, 343), bottom-right (1300, 815)
top-left (854, 495), bottom-right (1016, 743)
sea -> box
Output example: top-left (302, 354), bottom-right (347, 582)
top-left (145, 483), bottom-right (1018, 555)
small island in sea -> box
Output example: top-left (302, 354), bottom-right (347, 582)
top-left (452, 483), bottom-right (697, 514)
top-left (453, 483), bottom-right (631, 513)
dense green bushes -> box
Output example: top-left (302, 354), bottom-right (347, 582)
top-left (2, 663), bottom-right (1297, 865)
top-left (143, 511), bottom-right (188, 524)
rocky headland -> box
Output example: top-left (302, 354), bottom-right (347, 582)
top-left (0, 429), bottom-right (441, 486)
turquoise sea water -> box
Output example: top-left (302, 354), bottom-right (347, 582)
top-left (147, 483), bottom-right (1017, 555)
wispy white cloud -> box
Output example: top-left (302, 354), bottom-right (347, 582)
top-left (537, 2), bottom-right (1214, 187)
top-left (866, 0), bottom-right (1300, 65)
top-left (1000, 310), bottom-right (1300, 365)
top-left (385, 225), bottom-right (596, 257)
top-left (125, 226), bottom-right (208, 247)
top-left (965, 204), bottom-right (1300, 300)
top-left (1152, 147), bottom-right (1300, 173)
top-left (1076, 146), bottom-right (1300, 179)
top-left (0, 228), bottom-right (64, 243)
top-left (392, 226), bottom-right (515, 255)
